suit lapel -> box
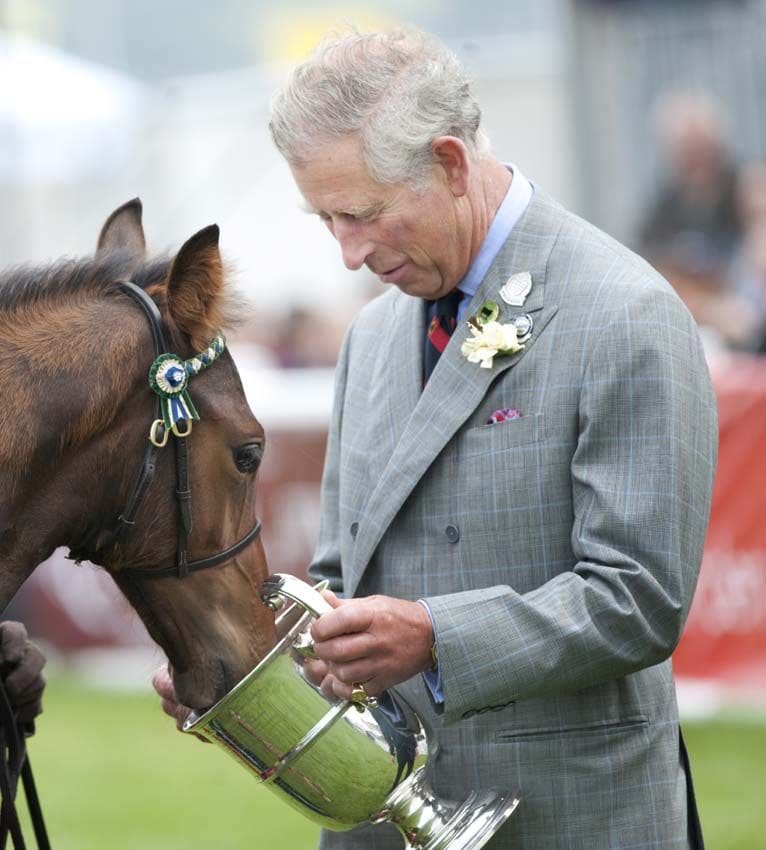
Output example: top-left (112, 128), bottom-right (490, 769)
top-left (348, 189), bottom-right (564, 595)
top-left (386, 291), bottom-right (426, 443)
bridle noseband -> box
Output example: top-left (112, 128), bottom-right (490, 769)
top-left (113, 282), bottom-right (261, 580)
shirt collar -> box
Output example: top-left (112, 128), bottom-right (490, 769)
top-left (457, 163), bottom-right (534, 310)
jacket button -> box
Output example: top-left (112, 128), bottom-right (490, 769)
top-left (350, 522), bottom-right (359, 539)
top-left (445, 524), bottom-right (460, 544)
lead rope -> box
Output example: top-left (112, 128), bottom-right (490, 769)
top-left (0, 681), bottom-right (49, 850)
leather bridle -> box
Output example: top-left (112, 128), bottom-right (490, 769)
top-left (114, 282), bottom-right (262, 581)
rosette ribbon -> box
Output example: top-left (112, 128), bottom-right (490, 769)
top-left (148, 334), bottom-right (225, 444)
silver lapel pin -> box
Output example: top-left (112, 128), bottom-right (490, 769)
top-left (511, 313), bottom-right (534, 343)
top-left (499, 272), bottom-right (532, 307)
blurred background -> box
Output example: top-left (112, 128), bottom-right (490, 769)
top-left (2, 0), bottom-right (766, 847)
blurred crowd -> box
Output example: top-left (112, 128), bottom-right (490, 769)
top-left (638, 90), bottom-right (766, 356)
top-left (232, 279), bottom-right (385, 370)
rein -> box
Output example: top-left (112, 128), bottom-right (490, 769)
top-left (113, 282), bottom-right (262, 580)
top-left (0, 680), bottom-right (49, 850)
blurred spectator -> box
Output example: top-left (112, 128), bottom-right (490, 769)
top-left (726, 162), bottom-right (766, 352)
top-left (638, 91), bottom-right (758, 352)
top-left (270, 305), bottom-right (343, 368)
top-left (734, 160), bottom-right (766, 226)
top-left (639, 90), bottom-right (742, 273)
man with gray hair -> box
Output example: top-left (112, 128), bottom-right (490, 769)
top-left (158, 26), bottom-right (716, 849)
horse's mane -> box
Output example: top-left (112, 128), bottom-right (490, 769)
top-left (0, 251), bottom-right (246, 344)
top-left (0, 253), bottom-right (170, 312)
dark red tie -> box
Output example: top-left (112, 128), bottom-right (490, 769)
top-left (424, 289), bottom-right (462, 384)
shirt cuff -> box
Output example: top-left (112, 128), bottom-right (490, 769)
top-left (417, 599), bottom-right (444, 705)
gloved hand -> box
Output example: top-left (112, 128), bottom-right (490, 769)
top-left (0, 621), bottom-right (46, 725)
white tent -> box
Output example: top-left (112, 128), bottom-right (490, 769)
top-left (0, 34), bottom-right (144, 182)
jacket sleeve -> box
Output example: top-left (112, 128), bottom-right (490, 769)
top-left (307, 325), bottom-right (353, 596)
top-left (424, 287), bottom-right (718, 724)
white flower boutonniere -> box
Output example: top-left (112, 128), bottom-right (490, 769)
top-left (461, 319), bottom-right (524, 369)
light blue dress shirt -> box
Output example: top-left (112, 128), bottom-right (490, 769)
top-left (420, 163), bottom-right (533, 705)
top-left (456, 163), bottom-right (534, 320)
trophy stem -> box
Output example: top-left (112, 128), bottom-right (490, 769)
top-left (371, 766), bottom-right (520, 850)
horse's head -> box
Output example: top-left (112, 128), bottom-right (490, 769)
top-left (0, 200), bottom-right (277, 710)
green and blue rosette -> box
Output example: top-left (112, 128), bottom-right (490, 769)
top-left (148, 335), bottom-right (225, 433)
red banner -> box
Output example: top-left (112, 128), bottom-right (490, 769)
top-left (673, 355), bottom-right (766, 696)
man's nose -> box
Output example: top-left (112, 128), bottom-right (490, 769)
top-left (333, 219), bottom-right (373, 271)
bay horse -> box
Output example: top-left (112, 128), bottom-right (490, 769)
top-left (0, 199), bottom-right (277, 711)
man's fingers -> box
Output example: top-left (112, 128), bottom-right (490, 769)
top-left (153, 664), bottom-right (197, 738)
top-left (151, 664), bottom-right (206, 743)
top-left (310, 600), bottom-right (374, 642)
top-left (308, 661), bottom-right (376, 701)
top-left (303, 658), bottom-right (330, 687)
top-left (319, 589), bottom-right (343, 609)
top-left (151, 666), bottom-right (177, 702)
top-left (319, 673), bottom-right (337, 701)
top-left (162, 697), bottom-right (190, 724)
top-left (327, 660), bottom-right (374, 687)
top-left (164, 701), bottom-right (206, 740)
top-left (311, 632), bottom-right (375, 665)
top-left (318, 672), bottom-right (354, 702)
top-left (329, 676), bottom-right (354, 702)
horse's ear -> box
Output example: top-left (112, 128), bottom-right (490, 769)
top-left (96, 199), bottom-right (146, 274)
top-left (166, 224), bottom-right (224, 347)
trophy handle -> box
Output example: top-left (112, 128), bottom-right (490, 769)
top-left (260, 573), bottom-right (378, 712)
top-left (261, 573), bottom-right (333, 619)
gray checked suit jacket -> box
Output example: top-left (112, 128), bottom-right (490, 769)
top-left (309, 188), bottom-right (718, 849)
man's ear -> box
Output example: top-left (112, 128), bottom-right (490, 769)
top-left (96, 199), bottom-right (146, 278)
top-left (432, 136), bottom-right (471, 197)
top-left (165, 224), bottom-right (225, 348)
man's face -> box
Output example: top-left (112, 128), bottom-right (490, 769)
top-left (290, 135), bottom-right (468, 299)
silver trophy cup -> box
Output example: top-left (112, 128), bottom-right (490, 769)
top-left (184, 574), bottom-right (520, 849)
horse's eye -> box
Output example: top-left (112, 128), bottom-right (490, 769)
top-left (233, 442), bottom-right (263, 473)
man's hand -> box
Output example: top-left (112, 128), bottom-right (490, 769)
top-left (151, 665), bottom-right (196, 734)
top-left (0, 621), bottom-right (46, 725)
top-left (309, 593), bottom-right (434, 701)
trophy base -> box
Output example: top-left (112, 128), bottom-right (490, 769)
top-left (371, 766), bottom-right (520, 850)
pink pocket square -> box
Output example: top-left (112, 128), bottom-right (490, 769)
top-left (486, 407), bottom-right (521, 425)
